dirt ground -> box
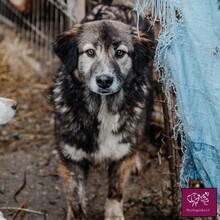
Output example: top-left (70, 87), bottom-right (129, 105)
top-left (0, 25), bottom-right (175, 220)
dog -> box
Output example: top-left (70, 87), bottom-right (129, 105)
top-left (52, 5), bottom-right (154, 220)
top-left (0, 97), bottom-right (17, 125)
top-left (0, 97), bottom-right (16, 220)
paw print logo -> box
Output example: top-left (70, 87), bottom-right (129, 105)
top-left (187, 192), bottom-right (209, 207)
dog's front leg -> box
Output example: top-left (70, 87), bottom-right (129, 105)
top-left (58, 160), bottom-right (89, 220)
top-left (105, 154), bottom-right (136, 220)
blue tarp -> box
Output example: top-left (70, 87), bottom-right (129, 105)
top-left (136, 0), bottom-right (220, 203)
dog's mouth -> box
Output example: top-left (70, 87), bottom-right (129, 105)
top-left (95, 87), bottom-right (120, 95)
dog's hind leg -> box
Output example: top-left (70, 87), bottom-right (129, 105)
top-left (58, 160), bottom-right (89, 220)
top-left (104, 153), bottom-right (137, 220)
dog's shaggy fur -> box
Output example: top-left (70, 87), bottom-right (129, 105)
top-left (52, 5), bottom-right (154, 220)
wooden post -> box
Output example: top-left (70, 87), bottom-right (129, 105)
top-left (161, 90), bottom-right (181, 218)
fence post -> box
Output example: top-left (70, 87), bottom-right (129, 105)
top-left (159, 86), bottom-right (181, 219)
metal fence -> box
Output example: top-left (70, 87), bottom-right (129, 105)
top-left (0, 0), bottom-right (127, 67)
top-left (0, 0), bottom-right (86, 66)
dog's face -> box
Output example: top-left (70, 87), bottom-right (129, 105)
top-left (0, 98), bottom-right (17, 125)
top-left (54, 20), bottom-right (154, 95)
top-left (77, 21), bottom-right (134, 95)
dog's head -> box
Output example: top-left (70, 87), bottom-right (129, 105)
top-left (0, 98), bottom-right (17, 125)
top-left (53, 20), bottom-right (154, 95)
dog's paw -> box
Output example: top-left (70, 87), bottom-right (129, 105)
top-left (105, 216), bottom-right (125, 220)
top-left (66, 205), bottom-right (86, 220)
top-left (105, 215), bottom-right (125, 220)
top-left (104, 199), bottom-right (125, 220)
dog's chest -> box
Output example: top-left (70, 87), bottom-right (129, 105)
top-left (92, 98), bottom-right (130, 162)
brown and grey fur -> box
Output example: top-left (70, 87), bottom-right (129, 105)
top-left (52, 7), bottom-right (154, 220)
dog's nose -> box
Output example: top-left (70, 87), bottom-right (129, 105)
top-left (7, 99), bottom-right (17, 110)
top-left (11, 104), bottom-right (17, 110)
top-left (96, 75), bottom-right (113, 89)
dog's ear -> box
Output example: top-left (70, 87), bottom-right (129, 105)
top-left (53, 25), bottom-right (81, 73)
top-left (132, 28), bottom-right (155, 72)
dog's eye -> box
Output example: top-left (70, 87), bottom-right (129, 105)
top-left (85, 49), bottom-right (95, 57)
top-left (115, 50), bottom-right (126, 58)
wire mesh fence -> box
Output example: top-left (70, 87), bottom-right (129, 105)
top-left (0, 0), bottom-right (118, 67)
top-left (0, 0), bottom-right (86, 67)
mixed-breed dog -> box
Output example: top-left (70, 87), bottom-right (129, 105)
top-left (1, 4), bottom-right (155, 220)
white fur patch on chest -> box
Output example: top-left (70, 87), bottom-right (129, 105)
top-left (60, 97), bottom-right (131, 163)
top-left (92, 97), bottom-right (130, 162)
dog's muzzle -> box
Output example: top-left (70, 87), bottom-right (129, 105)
top-left (89, 74), bottom-right (121, 95)
top-left (95, 74), bottom-right (120, 95)
top-left (96, 75), bottom-right (113, 89)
